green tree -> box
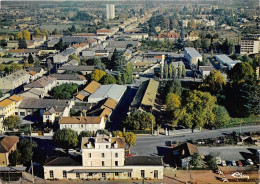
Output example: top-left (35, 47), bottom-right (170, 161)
top-left (111, 49), bottom-right (126, 70)
top-left (201, 38), bottom-right (211, 50)
top-left (180, 90), bottom-right (217, 130)
top-left (117, 72), bottom-right (122, 85)
top-left (16, 32), bottom-right (23, 40)
top-left (3, 115), bottom-right (21, 129)
top-left (123, 110), bottom-right (156, 130)
top-left (18, 39), bottom-right (27, 49)
top-left (165, 79), bottom-right (182, 97)
top-left (96, 129), bottom-right (109, 135)
top-left (212, 105), bottom-right (230, 128)
top-left (9, 150), bottom-right (21, 166)
top-left (228, 62), bottom-right (254, 84)
top-left (125, 63), bottom-right (133, 83)
top-left (200, 70), bottom-right (226, 93)
top-left (190, 153), bottom-right (203, 168)
top-left (164, 61), bottom-right (168, 79)
top-left (51, 83), bottom-right (78, 99)
top-left (78, 131), bottom-right (93, 145)
top-left (100, 74), bottom-right (117, 85)
top-left (90, 69), bottom-right (106, 82)
top-left (53, 129), bottom-right (78, 151)
top-left (4, 66), bottom-right (10, 74)
top-left (226, 76), bottom-right (260, 117)
top-left (24, 61), bottom-right (30, 68)
top-left (173, 65), bottom-right (177, 78)
top-left (205, 155), bottom-right (218, 171)
top-left (177, 62), bottom-right (182, 79)
top-left (181, 65), bottom-right (186, 78)
top-left (0, 64), bottom-right (5, 71)
top-left (124, 132), bottom-right (136, 154)
top-left (112, 130), bottom-right (123, 137)
top-left (28, 53), bottom-right (34, 64)
top-left (122, 73), bottom-right (127, 84)
top-left (166, 93), bottom-right (181, 111)
top-left (169, 63), bottom-right (173, 78)
top-left (69, 54), bottom-right (80, 62)
top-left (0, 90), bottom-right (2, 98)
top-left (18, 139), bottom-right (37, 165)
top-left (23, 30), bottom-right (30, 40)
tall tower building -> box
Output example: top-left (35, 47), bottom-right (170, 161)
top-left (106, 4), bottom-right (115, 20)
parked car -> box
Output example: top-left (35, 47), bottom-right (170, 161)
top-left (232, 160), bottom-right (237, 166)
top-left (226, 160), bottom-right (232, 166)
top-left (246, 159), bottom-right (254, 165)
top-left (222, 160), bottom-right (226, 166)
top-left (216, 157), bottom-right (222, 165)
top-left (237, 160), bottom-right (243, 167)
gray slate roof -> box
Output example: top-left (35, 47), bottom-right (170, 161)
top-left (19, 98), bottom-right (70, 109)
top-left (125, 156), bottom-right (163, 166)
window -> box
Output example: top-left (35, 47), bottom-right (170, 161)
top-left (81, 125), bottom-right (83, 128)
top-left (49, 170), bottom-right (54, 178)
top-left (128, 172), bottom-right (132, 178)
top-left (154, 170), bottom-right (158, 179)
top-left (102, 173), bottom-right (106, 178)
top-left (102, 161), bottom-right (105, 166)
top-left (141, 170), bottom-right (145, 178)
top-left (115, 161), bottom-right (118, 166)
top-left (115, 172), bottom-right (119, 176)
top-left (63, 171), bottom-right (67, 178)
top-left (88, 153), bottom-right (91, 158)
top-left (106, 145), bottom-right (109, 148)
top-left (89, 173), bottom-right (93, 176)
top-left (20, 112), bottom-right (25, 116)
top-left (115, 153), bottom-right (118, 158)
top-left (76, 172), bottom-right (80, 178)
top-left (102, 153), bottom-right (105, 158)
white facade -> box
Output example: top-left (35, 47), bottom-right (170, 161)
top-left (106, 4), bottom-right (115, 20)
top-left (59, 117), bottom-right (105, 134)
top-left (240, 38), bottom-right (260, 55)
top-left (184, 47), bottom-right (202, 69)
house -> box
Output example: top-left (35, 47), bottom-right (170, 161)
top-left (59, 116), bottom-right (105, 134)
top-left (184, 47), bottom-right (202, 69)
top-left (97, 29), bottom-right (114, 36)
top-left (57, 65), bottom-right (95, 75)
top-left (43, 134), bottom-right (163, 180)
top-left (88, 84), bottom-right (127, 103)
top-left (0, 95), bottom-right (22, 119)
top-left (0, 136), bottom-right (19, 166)
top-left (0, 99), bottom-right (16, 117)
top-left (18, 98), bottom-right (73, 118)
top-left (72, 43), bottom-right (89, 55)
top-left (20, 88), bottom-right (46, 99)
top-left (53, 48), bottom-right (76, 64)
top-left (6, 41), bottom-right (19, 49)
top-left (49, 74), bottom-right (87, 87)
top-left (130, 79), bottom-right (159, 112)
top-left (24, 76), bottom-right (56, 94)
top-left (5, 49), bottom-right (40, 57)
top-left (43, 106), bottom-right (70, 124)
top-left (0, 70), bottom-right (30, 93)
top-left (199, 66), bottom-right (215, 77)
top-left (172, 142), bottom-right (199, 167)
top-left (27, 66), bottom-right (46, 81)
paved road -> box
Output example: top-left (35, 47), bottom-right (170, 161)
top-left (132, 125), bottom-right (260, 156)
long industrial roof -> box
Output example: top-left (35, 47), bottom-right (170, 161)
top-left (184, 47), bottom-right (202, 58)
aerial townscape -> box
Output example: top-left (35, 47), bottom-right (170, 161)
top-left (0, 0), bottom-right (259, 183)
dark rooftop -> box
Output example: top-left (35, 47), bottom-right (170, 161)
top-left (124, 156), bottom-right (163, 166)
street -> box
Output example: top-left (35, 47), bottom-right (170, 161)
top-left (132, 125), bottom-right (260, 156)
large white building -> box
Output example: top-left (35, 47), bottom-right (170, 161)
top-left (216, 54), bottom-right (242, 70)
top-left (106, 4), bottom-right (115, 20)
top-left (240, 35), bottom-right (260, 55)
top-left (43, 134), bottom-right (163, 180)
top-left (184, 47), bottom-right (202, 69)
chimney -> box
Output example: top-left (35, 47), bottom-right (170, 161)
top-left (87, 143), bottom-right (91, 148)
top-left (114, 143), bottom-right (118, 148)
